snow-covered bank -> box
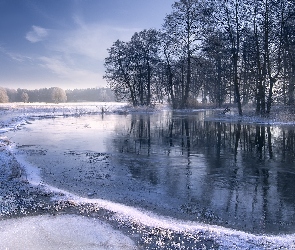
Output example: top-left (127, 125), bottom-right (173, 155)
top-left (1, 103), bottom-right (295, 249)
top-left (205, 105), bottom-right (295, 126)
top-left (0, 215), bottom-right (137, 250)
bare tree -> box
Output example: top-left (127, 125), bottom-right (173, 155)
top-left (104, 30), bottom-right (161, 107)
top-left (104, 40), bottom-right (137, 106)
top-left (21, 92), bottom-right (29, 103)
top-left (51, 87), bottom-right (67, 103)
top-left (0, 87), bottom-right (9, 103)
top-left (163, 0), bottom-right (202, 108)
top-left (129, 29), bottom-right (161, 106)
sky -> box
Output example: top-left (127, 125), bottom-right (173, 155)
top-left (0, 0), bottom-right (175, 90)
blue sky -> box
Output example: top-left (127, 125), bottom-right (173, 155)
top-left (0, 0), bottom-right (175, 90)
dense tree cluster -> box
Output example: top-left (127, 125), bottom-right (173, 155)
top-left (104, 0), bottom-right (295, 115)
top-left (66, 88), bottom-right (115, 102)
top-left (0, 87), bottom-right (114, 103)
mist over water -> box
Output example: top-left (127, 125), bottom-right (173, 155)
top-left (6, 109), bottom-right (295, 235)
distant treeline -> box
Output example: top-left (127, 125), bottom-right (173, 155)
top-left (66, 88), bottom-right (115, 102)
top-left (0, 87), bottom-right (115, 103)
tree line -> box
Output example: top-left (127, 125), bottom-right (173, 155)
top-left (66, 88), bottom-right (114, 102)
top-left (0, 87), bottom-right (115, 103)
top-left (104, 0), bottom-right (295, 115)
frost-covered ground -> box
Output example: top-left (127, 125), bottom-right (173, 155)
top-left (1, 102), bottom-right (295, 249)
top-left (0, 215), bottom-right (137, 250)
top-left (205, 105), bottom-right (295, 126)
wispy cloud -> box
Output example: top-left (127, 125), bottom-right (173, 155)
top-left (40, 23), bottom-right (140, 88)
top-left (50, 22), bottom-right (139, 61)
top-left (6, 16), bottom-right (141, 88)
top-left (39, 56), bottom-right (103, 86)
top-left (0, 45), bottom-right (32, 62)
top-left (26, 25), bottom-right (49, 43)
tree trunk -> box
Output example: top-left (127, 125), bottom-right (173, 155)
top-left (147, 59), bottom-right (151, 106)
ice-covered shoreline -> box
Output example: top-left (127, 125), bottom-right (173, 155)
top-left (1, 103), bottom-right (295, 249)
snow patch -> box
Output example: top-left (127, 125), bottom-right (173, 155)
top-left (0, 215), bottom-right (136, 250)
top-left (15, 154), bottom-right (42, 186)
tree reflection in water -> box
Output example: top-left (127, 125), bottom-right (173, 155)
top-left (112, 111), bottom-right (295, 234)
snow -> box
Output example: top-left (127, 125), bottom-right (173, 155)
top-left (205, 106), bottom-right (295, 126)
top-left (1, 102), bottom-right (295, 249)
top-left (0, 215), bottom-right (136, 250)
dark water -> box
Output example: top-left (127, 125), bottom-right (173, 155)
top-left (7, 111), bottom-right (295, 235)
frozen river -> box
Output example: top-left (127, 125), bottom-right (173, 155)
top-left (1, 103), bottom-right (295, 249)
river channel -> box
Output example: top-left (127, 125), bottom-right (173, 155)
top-left (6, 109), bottom-right (295, 235)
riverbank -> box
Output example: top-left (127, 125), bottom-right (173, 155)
top-left (0, 141), bottom-right (138, 249)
